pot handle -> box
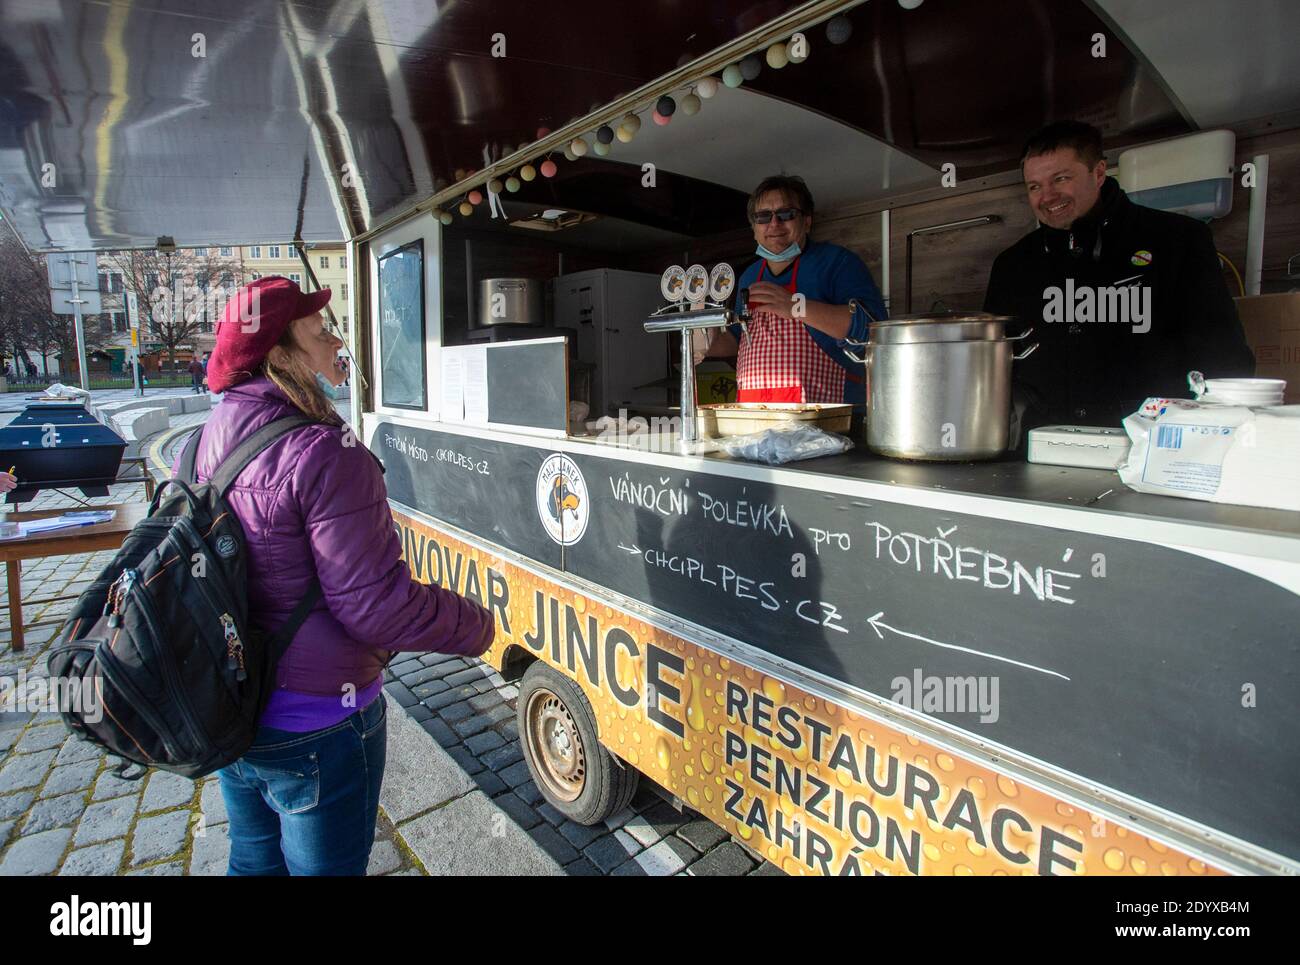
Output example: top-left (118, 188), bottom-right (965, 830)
top-left (840, 338), bottom-right (872, 364)
top-left (847, 297), bottom-right (880, 327)
top-left (840, 298), bottom-right (879, 364)
top-left (1013, 342), bottom-right (1039, 361)
top-left (1007, 326), bottom-right (1034, 341)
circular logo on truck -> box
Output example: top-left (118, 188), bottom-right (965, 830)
top-left (536, 454), bottom-right (589, 546)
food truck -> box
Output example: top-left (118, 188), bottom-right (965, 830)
top-left (3, 0), bottom-right (1298, 876)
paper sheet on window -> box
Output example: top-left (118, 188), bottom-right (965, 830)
top-left (440, 351), bottom-right (465, 422)
top-left (463, 346), bottom-right (489, 424)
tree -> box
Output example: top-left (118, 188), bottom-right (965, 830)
top-left (0, 232), bottom-right (117, 379)
top-left (99, 247), bottom-right (245, 368)
top-left (31, 313), bottom-right (115, 379)
top-left (0, 231), bottom-right (50, 372)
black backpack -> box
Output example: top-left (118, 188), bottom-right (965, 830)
top-left (47, 416), bottom-right (322, 779)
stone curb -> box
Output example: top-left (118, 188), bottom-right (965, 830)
top-left (380, 688), bottom-right (563, 876)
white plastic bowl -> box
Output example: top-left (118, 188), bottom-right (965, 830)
top-left (1198, 377), bottom-right (1286, 406)
top-left (1203, 378), bottom-right (1285, 392)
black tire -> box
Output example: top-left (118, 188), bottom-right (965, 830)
top-left (517, 661), bottom-right (639, 825)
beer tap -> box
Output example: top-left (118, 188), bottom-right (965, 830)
top-left (643, 263), bottom-right (739, 447)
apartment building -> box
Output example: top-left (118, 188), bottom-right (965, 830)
top-left (88, 242), bottom-right (349, 368)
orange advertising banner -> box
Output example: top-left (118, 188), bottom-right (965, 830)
top-left (395, 508), bottom-right (1226, 877)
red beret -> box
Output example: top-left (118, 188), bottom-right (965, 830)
top-left (207, 276), bottom-right (331, 393)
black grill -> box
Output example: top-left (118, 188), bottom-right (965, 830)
top-left (1, 403), bottom-right (127, 502)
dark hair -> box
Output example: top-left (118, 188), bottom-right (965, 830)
top-left (1020, 120), bottom-right (1104, 169)
top-left (748, 175), bottom-right (815, 223)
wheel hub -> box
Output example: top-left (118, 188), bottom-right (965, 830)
top-left (526, 688), bottom-right (586, 803)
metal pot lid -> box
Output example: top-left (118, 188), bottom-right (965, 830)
top-left (869, 312), bottom-right (1014, 344)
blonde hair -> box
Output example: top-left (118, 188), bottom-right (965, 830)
top-left (261, 327), bottom-right (343, 424)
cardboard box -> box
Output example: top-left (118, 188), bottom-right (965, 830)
top-left (695, 360), bottom-right (737, 404)
top-left (1235, 293), bottom-right (1300, 404)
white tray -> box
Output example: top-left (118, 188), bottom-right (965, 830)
top-left (1027, 425), bottom-right (1131, 470)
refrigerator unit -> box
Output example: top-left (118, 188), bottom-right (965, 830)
top-left (553, 268), bottom-right (667, 419)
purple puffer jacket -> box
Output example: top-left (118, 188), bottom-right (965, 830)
top-left (177, 377), bottom-right (493, 695)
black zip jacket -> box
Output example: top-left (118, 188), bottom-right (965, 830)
top-left (983, 177), bottom-right (1254, 430)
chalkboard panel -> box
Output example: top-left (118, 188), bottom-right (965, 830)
top-left (486, 341), bottom-right (566, 431)
top-left (371, 421), bottom-right (1300, 862)
top-left (372, 422), bottom-right (561, 569)
top-left (563, 450), bottom-right (1300, 861)
top-left (565, 450), bottom-right (1298, 862)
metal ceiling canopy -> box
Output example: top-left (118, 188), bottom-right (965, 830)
top-left (593, 85), bottom-right (938, 210)
top-left (1, 0), bottom-right (1296, 256)
top-left (733, 0), bottom-right (1195, 178)
top-left (1093, 0), bottom-right (1300, 129)
top-left (1, 0), bottom-right (356, 251)
top-left (0, 0), bottom-right (812, 252)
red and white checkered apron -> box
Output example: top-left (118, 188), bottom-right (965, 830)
top-left (736, 257), bottom-right (846, 404)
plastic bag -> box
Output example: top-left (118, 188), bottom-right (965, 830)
top-left (716, 423), bottom-right (853, 465)
top-left (1119, 397), bottom-right (1300, 511)
top-left (41, 382), bottom-right (90, 399)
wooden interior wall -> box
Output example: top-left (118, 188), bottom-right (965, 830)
top-left (1213, 126), bottom-right (1300, 295)
top-left (618, 228), bottom-right (754, 280)
top-left (861, 125), bottom-right (1300, 308)
top-left (826, 185), bottom-right (1035, 314)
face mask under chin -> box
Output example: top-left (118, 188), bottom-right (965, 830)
top-left (756, 240), bottom-right (802, 261)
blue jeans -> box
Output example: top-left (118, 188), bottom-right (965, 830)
top-left (218, 696), bottom-right (388, 875)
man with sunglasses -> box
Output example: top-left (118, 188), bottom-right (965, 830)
top-left (705, 175), bottom-right (885, 408)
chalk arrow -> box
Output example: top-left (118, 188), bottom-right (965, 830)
top-left (617, 543), bottom-right (642, 555)
top-left (868, 611), bottom-right (888, 640)
top-left (866, 611), bottom-right (1070, 681)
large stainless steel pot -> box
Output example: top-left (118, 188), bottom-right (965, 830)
top-left (842, 313), bottom-right (1037, 461)
top-left (476, 277), bottom-right (544, 327)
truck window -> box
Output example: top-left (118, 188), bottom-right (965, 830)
top-left (377, 239), bottom-right (426, 409)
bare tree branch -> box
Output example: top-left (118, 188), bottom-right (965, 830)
top-left (98, 247), bottom-right (244, 367)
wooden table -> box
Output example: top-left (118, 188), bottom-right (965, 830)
top-left (0, 503), bottom-right (147, 652)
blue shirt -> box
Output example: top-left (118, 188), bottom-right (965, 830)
top-left (728, 239), bottom-right (886, 407)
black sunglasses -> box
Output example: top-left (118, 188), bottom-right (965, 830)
top-left (751, 206), bottom-right (803, 224)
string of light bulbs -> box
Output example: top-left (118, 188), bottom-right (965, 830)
top-left (431, 13), bottom-right (862, 223)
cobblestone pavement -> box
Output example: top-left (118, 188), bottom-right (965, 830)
top-left (1, 397), bottom-right (777, 876)
top-left (0, 479), bottom-right (421, 876)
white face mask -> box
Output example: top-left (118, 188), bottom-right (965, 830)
top-left (756, 240), bottom-right (802, 262)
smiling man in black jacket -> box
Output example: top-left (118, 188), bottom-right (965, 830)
top-left (984, 120), bottom-right (1254, 432)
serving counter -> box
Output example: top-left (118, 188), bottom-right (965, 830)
top-left (367, 414), bottom-right (1300, 875)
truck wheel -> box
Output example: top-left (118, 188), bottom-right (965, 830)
top-left (518, 661), bottom-right (639, 825)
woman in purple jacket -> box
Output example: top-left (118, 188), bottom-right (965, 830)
top-left (190, 276), bottom-right (494, 875)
